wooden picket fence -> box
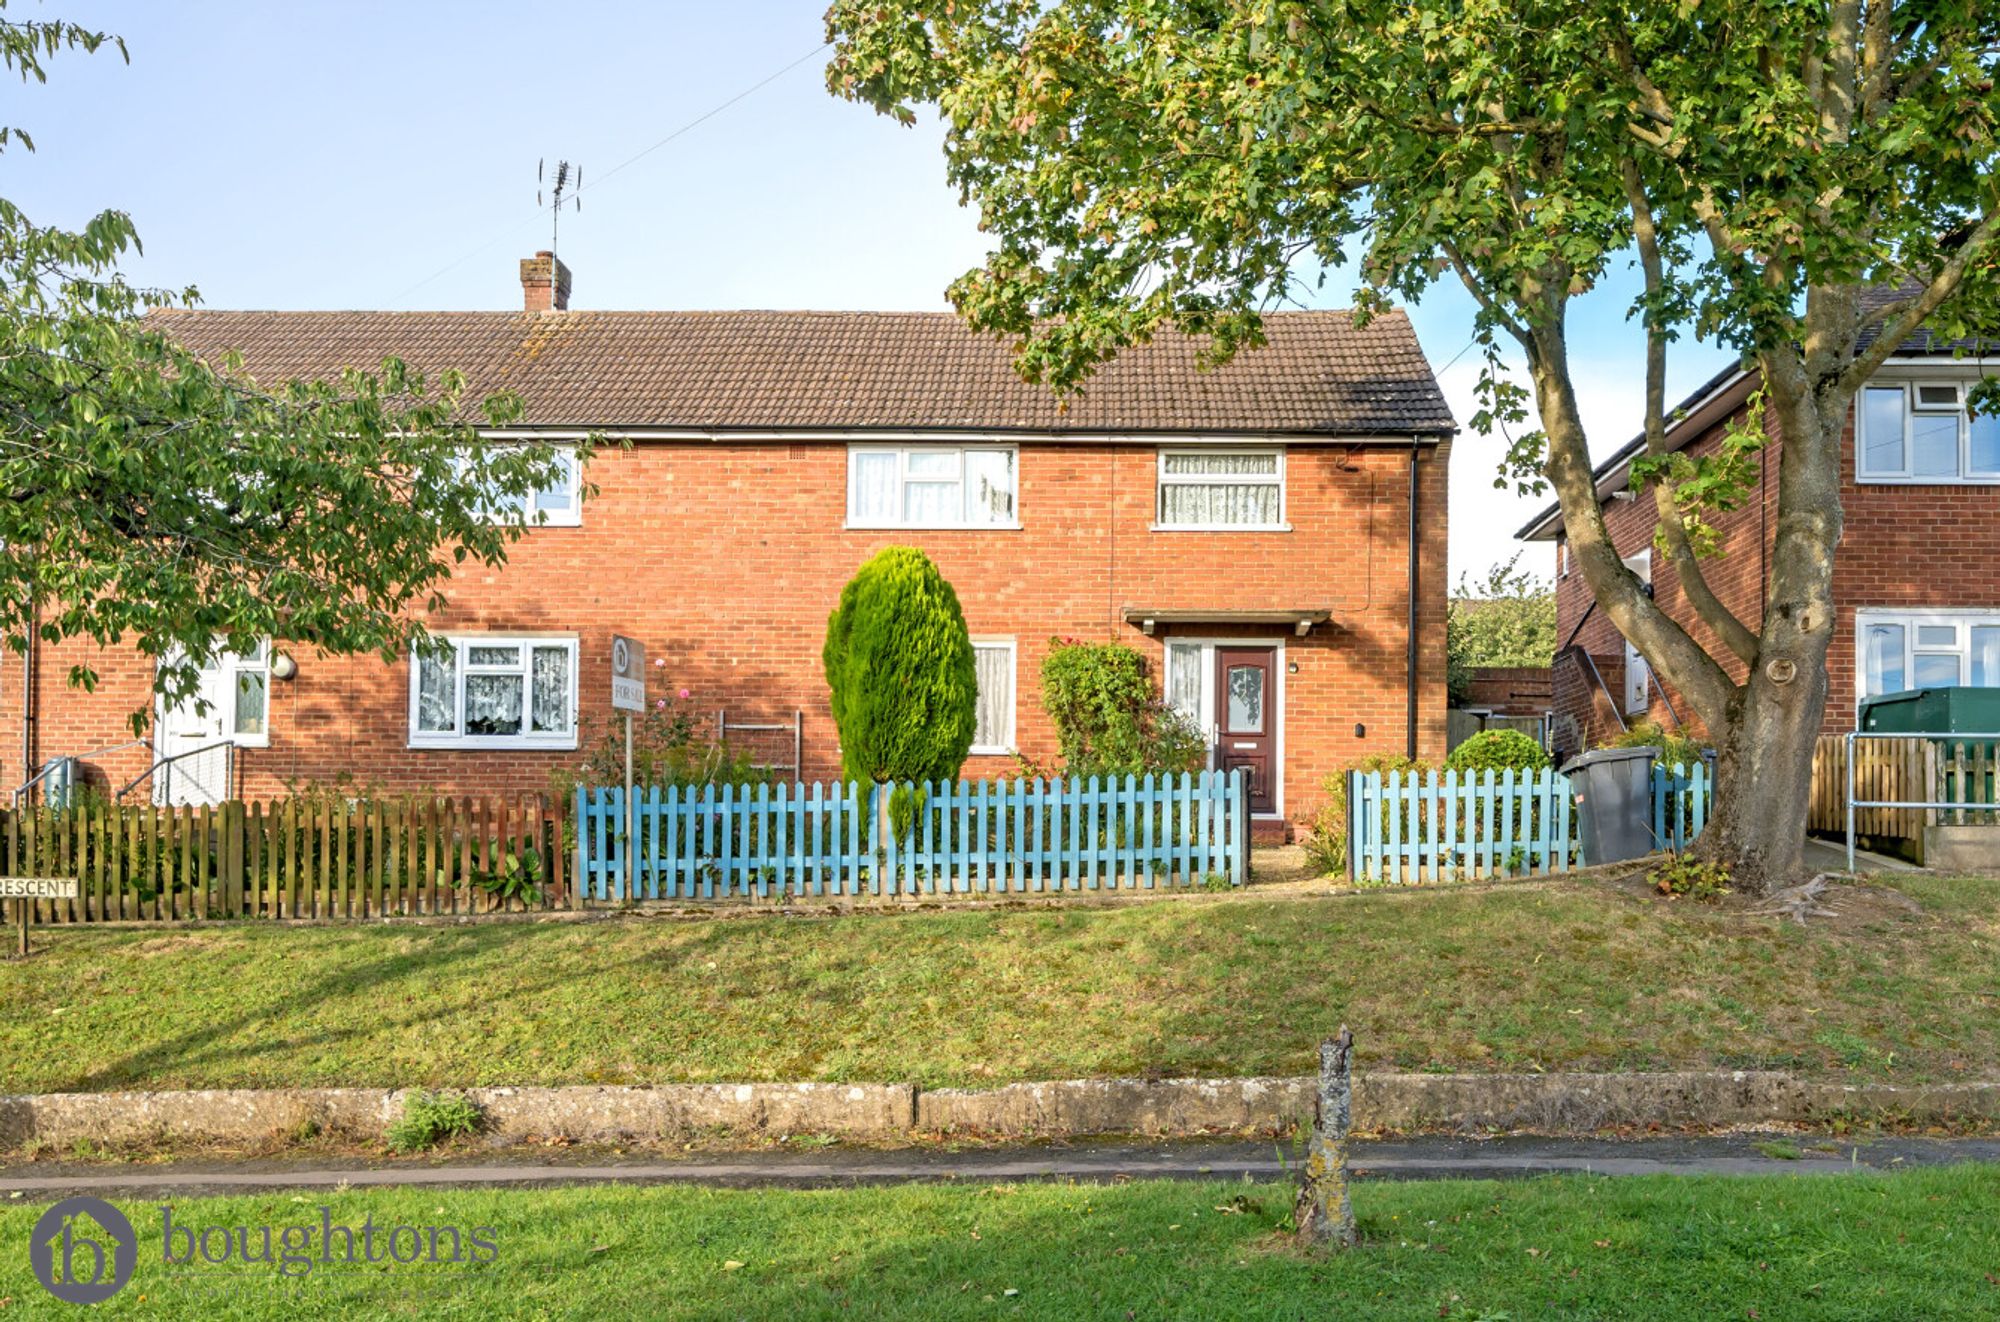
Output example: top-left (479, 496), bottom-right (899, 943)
top-left (1347, 763), bottom-right (1712, 883)
top-left (0, 796), bottom-right (564, 923)
top-left (1809, 735), bottom-right (2000, 857)
top-left (573, 771), bottom-right (1250, 901)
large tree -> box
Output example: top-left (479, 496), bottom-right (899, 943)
top-left (2, 10), bottom-right (575, 727)
top-left (828, 0), bottom-right (2000, 892)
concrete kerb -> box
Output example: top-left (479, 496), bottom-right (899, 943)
top-left (4, 1073), bottom-right (1999, 1151)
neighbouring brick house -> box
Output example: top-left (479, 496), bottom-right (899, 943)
top-left (1519, 295), bottom-right (2000, 760)
top-left (4, 254), bottom-right (1455, 839)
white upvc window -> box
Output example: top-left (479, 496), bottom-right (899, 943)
top-left (1857, 609), bottom-right (2000, 701)
top-left (1856, 381), bottom-right (2000, 484)
top-left (457, 444), bottom-right (583, 526)
top-left (409, 635), bottom-right (579, 749)
top-left (846, 444), bottom-right (1018, 529)
top-left (1154, 448), bottom-right (1288, 529)
top-left (970, 640), bottom-right (1017, 754)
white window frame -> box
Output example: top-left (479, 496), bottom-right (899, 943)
top-left (1153, 447), bottom-right (1290, 531)
top-left (1854, 608), bottom-right (2000, 707)
top-left (969, 638), bottom-right (1018, 755)
top-left (1855, 379), bottom-right (2000, 485)
top-left (458, 443), bottom-right (583, 527)
top-left (408, 634), bottom-right (580, 750)
top-left (844, 444), bottom-right (1020, 530)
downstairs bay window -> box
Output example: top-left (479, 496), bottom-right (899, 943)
top-left (410, 636), bottom-right (578, 748)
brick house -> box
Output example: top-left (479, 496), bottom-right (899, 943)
top-left (3, 254), bottom-right (1455, 838)
top-left (1519, 303), bottom-right (2000, 759)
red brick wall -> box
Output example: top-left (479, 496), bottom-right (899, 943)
top-left (1460, 665), bottom-right (1552, 717)
top-left (1551, 385), bottom-right (2000, 752)
top-left (6, 438), bottom-right (1450, 832)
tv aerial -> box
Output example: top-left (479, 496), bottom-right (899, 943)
top-left (538, 158), bottom-right (582, 256)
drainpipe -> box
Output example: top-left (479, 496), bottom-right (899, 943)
top-left (19, 593), bottom-right (35, 792)
top-left (1406, 439), bottom-right (1421, 760)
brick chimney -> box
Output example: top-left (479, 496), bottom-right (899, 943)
top-left (519, 250), bottom-right (572, 313)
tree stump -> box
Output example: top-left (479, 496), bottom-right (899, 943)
top-left (1294, 1025), bottom-right (1357, 1249)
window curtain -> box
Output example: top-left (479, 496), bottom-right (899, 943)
top-left (1165, 643), bottom-right (1204, 728)
top-left (417, 651), bottom-right (457, 732)
top-left (531, 647), bottom-right (571, 733)
top-left (1162, 484), bottom-right (1280, 525)
top-left (973, 646), bottom-right (1012, 748)
top-left (465, 674), bottom-right (523, 736)
top-left (851, 452), bottom-right (898, 522)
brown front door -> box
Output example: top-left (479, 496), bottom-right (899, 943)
top-left (1214, 647), bottom-right (1277, 814)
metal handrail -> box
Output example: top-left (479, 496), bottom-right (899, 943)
top-left (8, 739), bottom-right (148, 806)
top-left (117, 740), bottom-right (236, 804)
top-left (1845, 729), bottom-right (2000, 871)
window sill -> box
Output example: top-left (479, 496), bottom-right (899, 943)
top-left (1856, 474), bottom-right (2000, 486)
top-left (227, 734), bottom-right (270, 750)
top-left (488, 513), bottom-right (583, 528)
top-left (844, 521), bottom-right (1022, 532)
top-left (967, 746), bottom-right (1017, 758)
top-left (1149, 523), bottom-right (1293, 533)
top-left (408, 735), bottom-right (579, 752)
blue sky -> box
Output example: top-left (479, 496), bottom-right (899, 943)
top-left (11, 1), bottom-right (1739, 582)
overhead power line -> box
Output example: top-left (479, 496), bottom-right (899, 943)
top-left (386, 41), bottom-right (833, 307)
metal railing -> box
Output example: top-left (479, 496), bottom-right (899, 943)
top-left (8, 740), bottom-right (148, 806)
top-left (117, 740), bottom-right (236, 805)
top-left (1845, 729), bottom-right (2000, 871)
top-left (716, 709), bottom-right (803, 784)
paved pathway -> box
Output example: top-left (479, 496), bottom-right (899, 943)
top-left (4, 1134), bottom-right (1995, 1200)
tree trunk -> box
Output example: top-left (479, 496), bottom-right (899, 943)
top-left (1294, 1026), bottom-right (1357, 1250)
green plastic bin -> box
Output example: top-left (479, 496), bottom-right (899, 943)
top-left (1859, 687), bottom-right (2000, 736)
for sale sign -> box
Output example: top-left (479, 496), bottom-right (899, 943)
top-left (610, 635), bottom-right (646, 713)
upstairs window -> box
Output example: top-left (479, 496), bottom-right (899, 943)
top-left (1155, 449), bottom-right (1287, 529)
top-left (410, 635), bottom-right (577, 748)
top-left (1857, 383), bottom-right (2000, 484)
top-left (456, 445), bottom-right (582, 526)
top-left (847, 445), bottom-right (1017, 528)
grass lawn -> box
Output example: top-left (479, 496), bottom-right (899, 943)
top-left (1, 1168), bottom-right (1996, 1318)
top-left (0, 874), bottom-right (1995, 1094)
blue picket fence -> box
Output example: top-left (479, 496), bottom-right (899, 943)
top-left (574, 771), bottom-right (1249, 901)
top-left (1348, 762), bottom-right (1711, 882)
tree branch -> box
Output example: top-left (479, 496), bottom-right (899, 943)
top-left (1836, 210), bottom-right (2000, 396)
top-left (1620, 158), bottom-right (1761, 666)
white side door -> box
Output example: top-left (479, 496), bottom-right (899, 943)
top-left (151, 644), bottom-right (268, 806)
top-left (1622, 550), bottom-right (1653, 715)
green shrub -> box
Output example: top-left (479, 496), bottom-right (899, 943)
top-left (1445, 729), bottom-right (1552, 774)
top-left (1302, 753), bottom-right (1426, 876)
top-left (385, 1090), bottom-right (484, 1153)
top-left (1599, 720), bottom-right (1710, 770)
top-left (823, 547), bottom-right (979, 784)
top-left (1033, 638), bottom-right (1206, 780)
top-left (1649, 853), bottom-right (1731, 902)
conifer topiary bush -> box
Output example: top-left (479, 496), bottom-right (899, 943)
top-left (823, 546), bottom-right (978, 784)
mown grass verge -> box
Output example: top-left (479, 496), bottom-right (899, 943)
top-left (0, 874), bottom-right (1994, 1093)
top-left (1, 1168), bottom-right (1996, 1318)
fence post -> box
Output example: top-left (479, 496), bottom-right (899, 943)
top-left (1230, 768), bottom-right (1249, 886)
